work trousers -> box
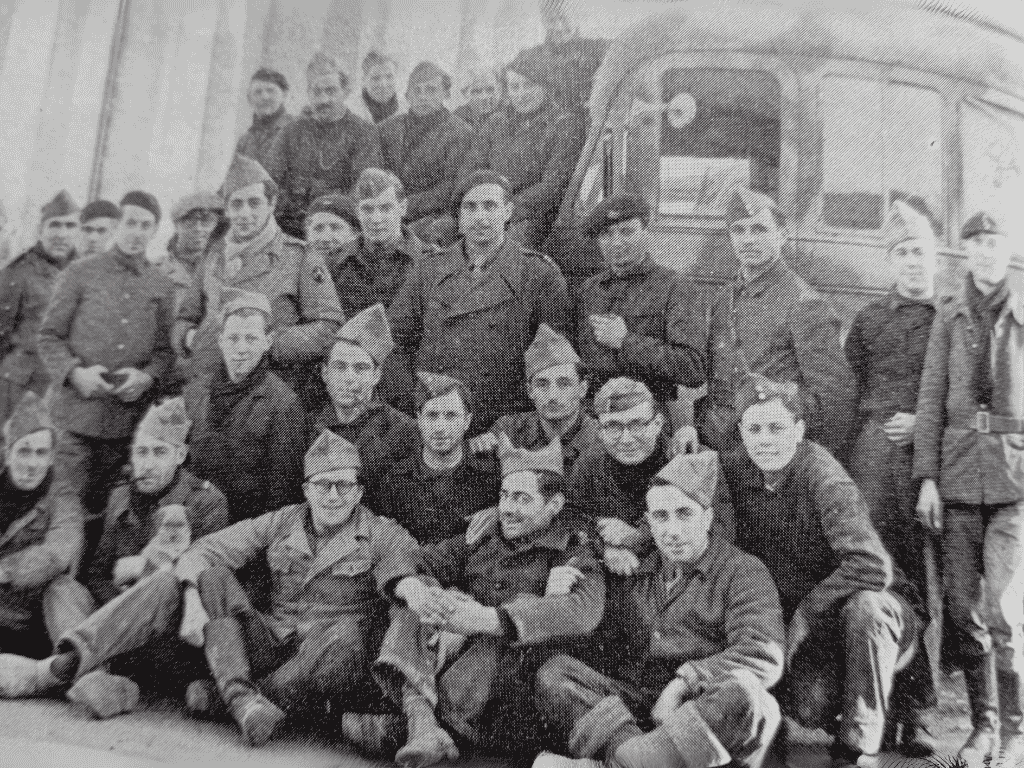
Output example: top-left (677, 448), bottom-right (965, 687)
top-left (784, 590), bottom-right (917, 755)
top-left (0, 574), bottom-right (94, 657)
top-left (943, 502), bottom-right (1024, 673)
top-left (534, 654), bottom-right (780, 768)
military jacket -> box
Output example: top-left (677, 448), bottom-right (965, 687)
top-left (388, 237), bottom-right (572, 431)
top-left (488, 410), bottom-right (600, 474)
top-left (453, 104), bottom-right (496, 133)
top-left (38, 249), bottom-right (176, 439)
top-left (235, 107), bottom-right (295, 173)
top-left (176, 503), bottom-right (420, 641)
top-left (518, 37), bottom-right (610, 112)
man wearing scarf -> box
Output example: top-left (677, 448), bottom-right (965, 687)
top-left (174, 154), bottom-right (345, 409)
top-left (183, 289), bottom-right (306, 523)
top-left (915, 212), bottom-right (1024, 768)
top-left (0, 191), bottom-right (80, 427)
top-left (234, 68), bottom-right (295, 174)
top-left (352, 50), bottom-right (402, 125)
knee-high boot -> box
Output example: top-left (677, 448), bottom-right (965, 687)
top-left (959, 657), bottom-right (998, 768)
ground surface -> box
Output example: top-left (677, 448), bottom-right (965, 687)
top-left (0, 673), bottom-right (973, 768)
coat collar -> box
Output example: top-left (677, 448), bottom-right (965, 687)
top-left (638, 532), bottom-right (723, 578)
top-left (479, 519), bottom-right (576, 556)
top-left (886, 287), bottom-right (935, 311)
top-left (597, 254), bottom-right (656, 285)
top-left (343, 230), bottom-right (420, 270)
top-left (733, 257), bottom-right (792, 299)
top-left (735, 440), bottom-right (809, 491)
top-left (433, 238), bottom-right (524, 318)
top-left (278, 503), bottom-right (373, 579)
top-left (950, 277), bottom-right (1024, 326)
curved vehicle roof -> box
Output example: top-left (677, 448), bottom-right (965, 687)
top-left (590, 0), bottom-right (1024, 123)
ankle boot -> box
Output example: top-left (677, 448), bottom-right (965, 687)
top-left (0, 654), bottom-right (61, 698)
top-left (959, 658), bottom-right (999, 768)
top-left (340, 712), bottom-right (405, 756)
top-left (395, 685), bottom-right (459, 768)
top-left (203, 617), bottom-right (284, 747)
top-left (998, 668), bottom-right (1024, 766)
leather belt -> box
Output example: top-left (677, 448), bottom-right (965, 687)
top-left (949, 411), bottom-right (1024, 434)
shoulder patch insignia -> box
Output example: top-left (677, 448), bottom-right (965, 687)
top-left (313, 267), bottom-right (326, 284)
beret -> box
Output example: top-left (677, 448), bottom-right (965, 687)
top-left (119, 191), bottom-right (161, 223)
top-left (961, 211), bottom-right (1006, 241)
top-left (584, 195), bottom-right (651, 238)
top-left (452, 170), bottom-right (511, 216)
top-left (506, 51), bottom-right (550, 91)
top-left (408, 61), bottom-right (451, 91)
top-left (594, 377), bottom-right (654, 416)
top-left (306, 194), bottom-right (360, 231)
top-left (171, 192), bottom-right (223, 223)
top-left (251, 67), bottom-right (288, 92)
top-left (80, 200), bottom-right (120, 224)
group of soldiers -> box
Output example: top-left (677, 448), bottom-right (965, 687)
top-left (0, 4), bottom-right (1021, 768)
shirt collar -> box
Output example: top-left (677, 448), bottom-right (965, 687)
top-left (599, 254), bottom-right (655, 283)
top-left (887, 287), bottom-right (935, 311)
top-left (735, 257), bottom-right (788, 298)
top-left (639, 533), bottom-right (723, 577)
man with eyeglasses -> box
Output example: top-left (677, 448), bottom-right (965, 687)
top-left (173, 429), bottom-right (423, 753)
top-left (699, 186), bottom-right (855, 461)
top-left (564, 377), bottom-right (732, 578)
top-left (183, 288), bottom-right (306, 523)
top-left (160, 192), bottom-right (225, 316)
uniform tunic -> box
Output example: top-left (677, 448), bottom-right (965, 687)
top-left (488, 410), bottom-right (600, 474)
top-left (578, 255), bottom-right (706, 403)
top-left (234, 107), bottom-right (295, 173)
top-left (388, 237), bottom-right (572, 432)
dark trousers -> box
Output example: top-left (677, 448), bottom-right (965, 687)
top-left (196, 566), bottom-right (387, 720)
top-left (535, 654), bottom-right (780, 768)
top-left (52, 431), bottom-right (132, 569)
top-left (0, 575), bottom-right (94, 657)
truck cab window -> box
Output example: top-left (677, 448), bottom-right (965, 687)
top-left (961, 97), bottom-right (1024, 228)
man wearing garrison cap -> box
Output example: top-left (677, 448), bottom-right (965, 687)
top-left (845, 199), bottom-right (940, 756)
top-left (235, 67), bottom-right (295, 175)
top-left (175, 154), bottom-right (345, 409)
top-left (183, 287), bottom-right (306, 523)
top-left (40, 189), bottom-right (176, 566)
top-left (563, 376), bottom-right (733, 577)
top-left (719, 373), bottom-right (918, 768)
top-left (700, 185), bottom-right (855, 460)
top-left (264, 51), bottom-right (383, 238)
top-left (170, 429), bottom-right (422, 754)
top-left (376, 436), bottom-right (603, 762)
top-left (915, 209), bottom-right (1024, 767)
top-left (389, 168), bottom-right (572, 433)
top-left (78, 199), bottom-right (120, 259)
top-left (0, 190), bottom-right (81, 427)
top-left (536, 448), bottom-right (784, 768)
top-left (378, 61), bottom-right (472, 237)
top-left (473, 323), bottom-right (598, 474)
top-left (0, 397), bottom-right (229, 716)
top-left (0, 392), bottom-right (93, 698)
top-left (374, 371), bottom-right (499, 545)
top-left (311, 303), bottom-right (419, 509)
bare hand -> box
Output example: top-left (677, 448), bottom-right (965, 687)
top-left (651, 676), bottom-right (693, 725)
top-left (184, 328), bottom-right (197, 352)
top-left (597, 517), bottom-right (641, 548)
top-left (786, 608), bottom-right (810, 668)
top-left (916, 479), bottom-right (943, 531)
top-left (179, 586), bottom-right (210, 648)
top-left (465, 506), bottom-right (499, 546)
top-left (589, 314), bottom-right (628, 350)
top-left (670, 426), bottom-right (700, 457)
top-left (546, 558), bottom-right (584, 596)
top-left (113, 555), bottom-right (148, 588)
top-left (113, 368), bottom-right (153, 403)
top-left (70, 365), bottom-right (114, 399)
top-left (883, 412), bottom-right (916, 447)
top-left (603, 546), bottom-right (641, 576)
top-left (396, 577), bottom-right (454, 626)
top-left (468, 433), bottom-right (498, 454)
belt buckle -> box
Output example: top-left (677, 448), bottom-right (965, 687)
top-left (976, 411), bottom-right (991, 434)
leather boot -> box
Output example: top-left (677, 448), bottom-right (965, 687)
top-left (959, 657), bottom-right (999, 768)
top-left (997, 668), bottom-right (1024, 766)
top-left (0, 654), bottom-right (61, 698)
top-left (609, 728), bottom-right (686, 768)
top-left (395, 685), bottom-right (459, 768)
top-left (203, 617), bottom-right (284, 747)
top-left (340, 712), bottom-right (405, 756)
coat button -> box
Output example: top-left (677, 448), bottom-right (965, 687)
top-left (121, 318), bottom-right (129, 324)
top-left (117, 343), bottom-right (125, 350)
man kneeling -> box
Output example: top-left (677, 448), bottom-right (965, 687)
top-left (533, 451), bottom-right (784, 768)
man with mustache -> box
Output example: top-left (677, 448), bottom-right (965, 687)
top-left (234, 68), bottom-right (294, 174)
top-left (265, 52), bottom-right (383, 238)
top-left (0, 191), bottom-right (80, 427)
top-left (183, 288), bottom-right (306, 523)
top-left (720, 374), bottom-right (918, 768)
top-left (699, 186), bottom-right (855, 460)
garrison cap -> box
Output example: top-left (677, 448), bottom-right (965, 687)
top-left (524, 323), bottom-right (581, 380)
top-left (883, 200), bottom-right (935, 251)
top-left (725, 186), bottom-right (784, 227)
top-left (3, 391), bottom-right (54, 451)
top-left (594, 377), bottom-right (655, 416)
top-left (80, 200), bottom-right (120, 224)
top-left (654, 450), bottom-right (719, 509)
top-left (222, 155), bottom-right (277, 202)
top-left (41, 190), bottom-right (80, 222)
top-left (305, 429), bottom-right (361, 478)
top-left (415, 371), bottom-right (472, 412)
top-left (961, 211), bottom-right (1007, 241)
top-left (135, 397), bottom-right (191, 448)
top-left (734, 373), bottom-right (801, 420)
top-left (171, 191), bottom-right (224, 222)
top-left (335, 303), bottom-right (394, 365)
top-left (584, 195), bottom-right (651, 238)
top-left (120, 191), bottom-right (161, 223)
top-left (219, 287), bottom-right (273, 326)
top-left (497, 433), bottom-right (564, 477)
top-left (409, 61), bottom-right (451, 92)
top-left (306, 193), bottom-right (360, 231)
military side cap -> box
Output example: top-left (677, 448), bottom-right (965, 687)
top-left (725, 185), bottom-right (784, 227)
top-left (305, 429), bottom-right (361, 478)
top-left (135, 397), bottom-right (191, 448)
top-left (584, 195), bottom-right (651, 239)
top-left (654, 450), bottom-right (719, 509)
top-left (3, 391), bottom-right (54, 450)
top-left (594, 377), bottom-right (655, 416)
top-left (222, 155), bottom-right (276, 202)
top-left (961, 211), bottom-right (1006, 241)
top-left (409, 61), bottom-right (451, 91)
top-left (171, 191), bottom-right (224, 222)
top-left (416, 370), bottom-right (469, 406)
top-left (219, 287), bottom-right (273, 325)
top-left (524, 323), bottom-right (581, 380)
top-left (734, 373), bottom-right (801, 420)
top-left (883, 200), bottom-right (935, 251)
top-left (497, 433), bottom-right (564, 477)
top-left (306, 193), bottom-right (359, 231)
top-left (41, 190), bottom-right (80, 222)
top-left (335, 303), bottom-right (394, 365)
top-left (80, 199), bottom-right (120, 224)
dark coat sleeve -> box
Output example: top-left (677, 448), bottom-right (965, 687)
top-left (37, 266), bottom-right (85, 387)
top-left (352, 124), bottom-right (385, 192)
top-left (510, 110), bottom-right (586, 223)
top-left (0, 497), bottom-right (83, 591)
top-left (530, 259), bottom-right (573, 341)
top-left (387, 257), bottom-right (426, 354)
top-left (912, 308), bottom-right (950, 481)
top-left (844, 310), bottom-right (870, 403)
top-left (174, 254), bottom-right (208, 355)
top-left (140, 280), bottom-right (176, 383)
top-left (85, 484), bottom-right (131, 604)
top-left (263, 393), bottom-right (307, 513)
top-left (406, 120), bottom-right (473, 222)
top-left (0, 262), bottom-right (26, 356)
